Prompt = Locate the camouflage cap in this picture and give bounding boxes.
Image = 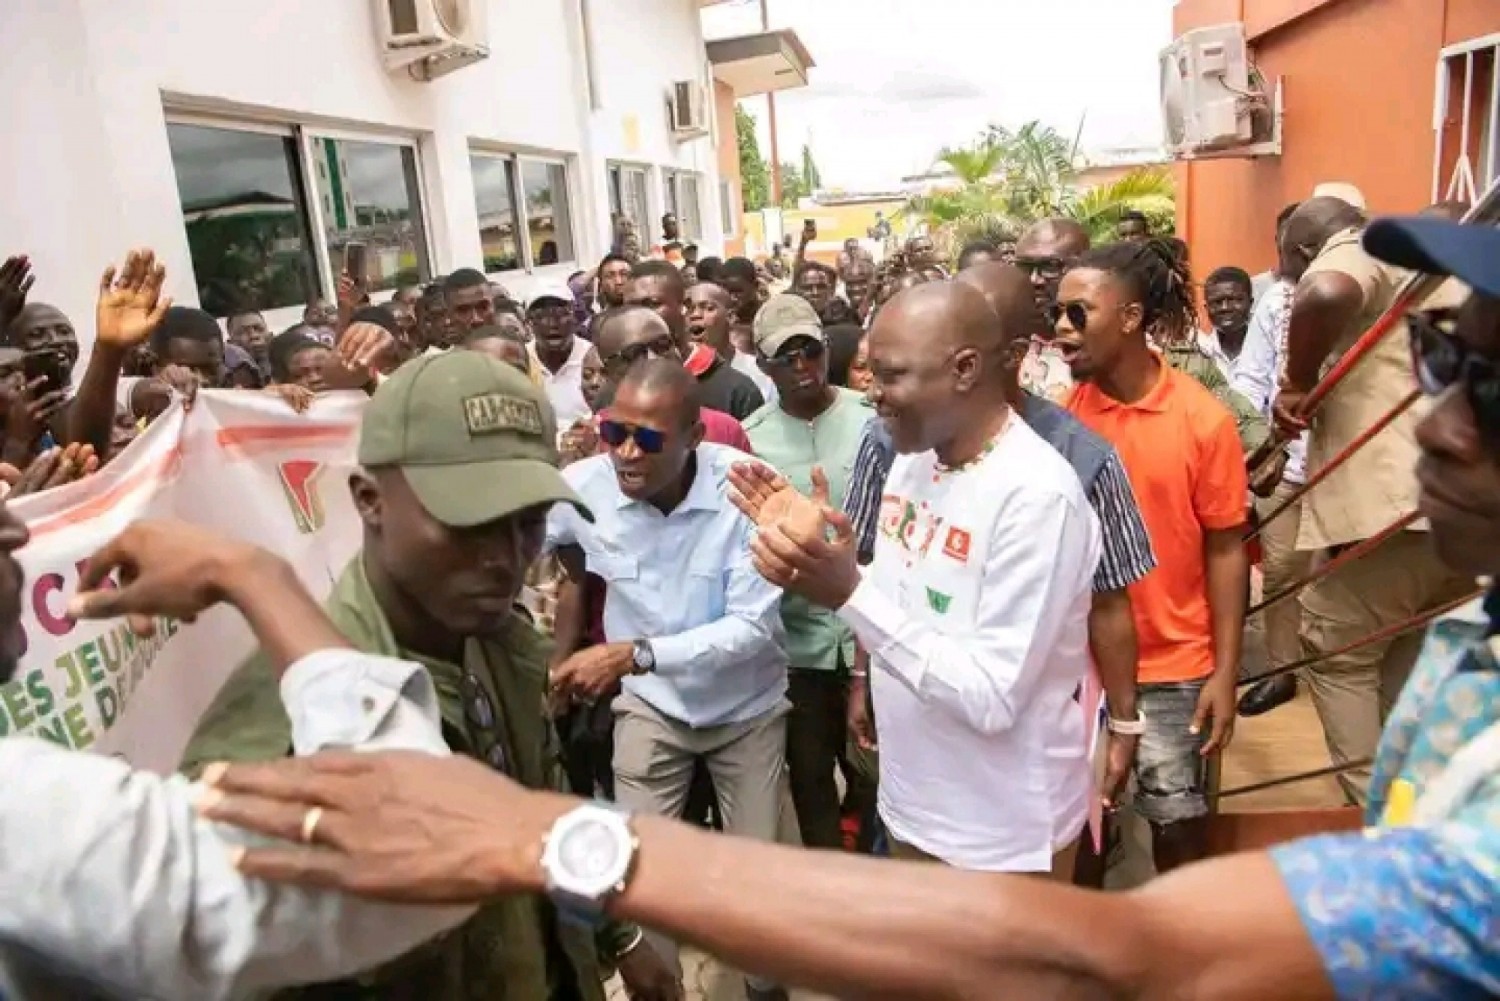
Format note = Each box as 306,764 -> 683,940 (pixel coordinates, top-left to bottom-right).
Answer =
358,351 -> 591,526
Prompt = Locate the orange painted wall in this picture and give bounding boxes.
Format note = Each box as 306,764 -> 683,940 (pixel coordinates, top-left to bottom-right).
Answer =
714,81 -> 746,258
1175,0 -> 1499,278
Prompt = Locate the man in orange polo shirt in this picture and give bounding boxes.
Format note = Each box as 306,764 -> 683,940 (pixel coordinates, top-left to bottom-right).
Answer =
1057,240 -> 1250,872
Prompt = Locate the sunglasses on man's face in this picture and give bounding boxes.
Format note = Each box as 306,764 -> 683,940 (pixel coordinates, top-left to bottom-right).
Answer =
1408,308 -> 1500,437
1014,256 -> 1068,280
762,339 -> 826,369
1047,301 -> 1089,335
599,419 -> 667,454
602,336 -> 676,373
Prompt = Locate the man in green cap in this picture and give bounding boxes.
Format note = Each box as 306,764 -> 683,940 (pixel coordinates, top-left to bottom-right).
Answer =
180,352 -> 680,1001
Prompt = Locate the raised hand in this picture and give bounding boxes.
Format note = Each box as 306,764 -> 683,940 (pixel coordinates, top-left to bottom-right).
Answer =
96,249 -> 172,350
0,256 -> 36,333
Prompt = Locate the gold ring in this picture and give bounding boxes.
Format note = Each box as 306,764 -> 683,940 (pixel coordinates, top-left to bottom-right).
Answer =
300,806 -> 324,845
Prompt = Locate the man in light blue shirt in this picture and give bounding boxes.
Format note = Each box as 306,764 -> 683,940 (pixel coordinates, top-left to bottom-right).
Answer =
547,358 -> 787,994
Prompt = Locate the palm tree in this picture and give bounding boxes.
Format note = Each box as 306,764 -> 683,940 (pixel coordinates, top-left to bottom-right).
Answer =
900,120 -> 1176,254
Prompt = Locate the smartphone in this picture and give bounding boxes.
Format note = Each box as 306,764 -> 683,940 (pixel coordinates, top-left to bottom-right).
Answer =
22,351 -> 67,396
802,218 -> 818,240
343,241 -> 369,281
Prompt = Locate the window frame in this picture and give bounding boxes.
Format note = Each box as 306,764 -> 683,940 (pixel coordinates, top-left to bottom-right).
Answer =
300,126 -> 435,298
607,160 -> 655,251
719,177 -> 738,238
163,110 -> 436,323
470,146 -> 580,277
661,168 -> 704,243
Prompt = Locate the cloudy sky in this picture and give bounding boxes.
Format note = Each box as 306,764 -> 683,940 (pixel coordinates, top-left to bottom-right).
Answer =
701,0 -> 1176,191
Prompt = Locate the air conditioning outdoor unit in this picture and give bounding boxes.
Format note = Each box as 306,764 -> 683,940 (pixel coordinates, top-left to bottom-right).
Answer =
669,81 -> 710,139
377,0 -> 490,82
1160,23 -> 1280,160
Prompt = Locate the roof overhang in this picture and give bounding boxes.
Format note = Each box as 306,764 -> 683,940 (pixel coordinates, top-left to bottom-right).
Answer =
707,29 -> 814,96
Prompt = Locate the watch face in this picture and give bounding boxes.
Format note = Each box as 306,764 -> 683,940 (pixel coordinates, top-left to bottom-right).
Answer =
558,818 -> 626,883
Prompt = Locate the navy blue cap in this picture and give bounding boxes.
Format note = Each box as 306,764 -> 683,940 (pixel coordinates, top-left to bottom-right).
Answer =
1363,216 -> 1500,297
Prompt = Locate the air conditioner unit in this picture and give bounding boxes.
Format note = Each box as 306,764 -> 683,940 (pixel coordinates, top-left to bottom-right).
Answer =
377,0 -> 490,82
669,81 -> 710,139
1160,23 -> 1279,159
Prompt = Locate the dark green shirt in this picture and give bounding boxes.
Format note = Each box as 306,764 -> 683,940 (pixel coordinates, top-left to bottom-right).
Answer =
181,556 -> 631,1001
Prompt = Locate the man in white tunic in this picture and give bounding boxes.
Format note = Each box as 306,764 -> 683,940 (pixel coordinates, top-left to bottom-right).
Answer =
730,281 -> 1101,876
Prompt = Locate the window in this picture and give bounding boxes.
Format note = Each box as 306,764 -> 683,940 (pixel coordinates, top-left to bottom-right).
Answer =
719,178 -> 738,236
662,170 -> 704,242
470,152 -> 577,272
521,160 -> 575,267
471,154 -> 522,272
1434,39 -> 1500,202
309,136 -> 430,293
166,118 -> 434,316
166,123 -> 320,317
608,162 -> 651,251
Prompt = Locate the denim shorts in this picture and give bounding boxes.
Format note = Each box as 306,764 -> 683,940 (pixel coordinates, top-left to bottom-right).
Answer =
1134,680 -> 1210,824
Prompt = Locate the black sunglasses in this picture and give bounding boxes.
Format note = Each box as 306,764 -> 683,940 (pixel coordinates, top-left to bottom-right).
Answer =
602,337 -> 676,372
761,339 -> 826,368
1015,256 -> 1068,280
1408,308 -> 1500,436
599,419 -> 667,454
1047,301 -> 1089,334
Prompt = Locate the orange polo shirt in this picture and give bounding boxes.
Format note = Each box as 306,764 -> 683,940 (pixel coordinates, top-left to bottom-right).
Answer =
1068,362 -> 1248,684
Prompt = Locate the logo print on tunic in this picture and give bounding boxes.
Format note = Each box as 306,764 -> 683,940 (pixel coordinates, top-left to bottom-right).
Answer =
926,587 -> 952,614
942,527 -> 972,564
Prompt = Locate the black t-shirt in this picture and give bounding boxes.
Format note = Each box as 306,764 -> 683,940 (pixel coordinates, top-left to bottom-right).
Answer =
696,355 -> 765,422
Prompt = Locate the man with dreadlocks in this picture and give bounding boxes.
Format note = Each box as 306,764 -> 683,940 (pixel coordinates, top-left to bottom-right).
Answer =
1054,238 -> 1251,874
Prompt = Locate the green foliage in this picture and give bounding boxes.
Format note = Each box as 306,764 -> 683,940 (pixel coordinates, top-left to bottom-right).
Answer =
901,119 -> 1177,257
736,105 -> 769,212
778,160 -> 809,207
800,143 -> 822,193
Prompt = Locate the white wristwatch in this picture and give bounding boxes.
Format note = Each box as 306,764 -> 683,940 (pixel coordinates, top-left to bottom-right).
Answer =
541,802 -> 639,919
1106,710 -> 1147,736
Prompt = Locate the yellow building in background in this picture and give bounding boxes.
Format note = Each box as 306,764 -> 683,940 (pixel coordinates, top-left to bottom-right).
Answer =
740,196 -> 907,266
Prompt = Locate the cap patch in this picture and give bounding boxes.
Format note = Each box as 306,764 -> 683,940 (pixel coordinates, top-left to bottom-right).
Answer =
463,393 -> 544,437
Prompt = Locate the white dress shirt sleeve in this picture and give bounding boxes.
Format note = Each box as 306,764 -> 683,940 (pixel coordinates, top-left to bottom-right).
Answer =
0,648 -> 472,1000
836,493 -> 1098,735
1231,292 -> 1283,415
650,520 -> 784,676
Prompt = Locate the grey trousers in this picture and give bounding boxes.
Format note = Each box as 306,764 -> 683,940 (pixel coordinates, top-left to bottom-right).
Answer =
612,692 -> 791,987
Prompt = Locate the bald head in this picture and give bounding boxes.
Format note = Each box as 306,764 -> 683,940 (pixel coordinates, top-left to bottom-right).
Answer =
956,262 -> 1049,344
1283,196 -> 1367,253
616,356 -> 701,430
594,304 -> 673,360
1015,218 -> 1091,260
877,281 -> 1005,363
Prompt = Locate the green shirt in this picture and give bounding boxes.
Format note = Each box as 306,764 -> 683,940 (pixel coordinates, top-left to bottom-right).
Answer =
743,387 -> 870,671
180,555 -> 629,1001
1161,341 -> 1272,456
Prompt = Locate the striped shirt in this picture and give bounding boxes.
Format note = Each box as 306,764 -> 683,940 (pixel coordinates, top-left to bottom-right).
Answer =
844,395 -> 1156,592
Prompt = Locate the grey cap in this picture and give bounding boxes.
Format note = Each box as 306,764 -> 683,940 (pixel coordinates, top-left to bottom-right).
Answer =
752,294 -> 824,357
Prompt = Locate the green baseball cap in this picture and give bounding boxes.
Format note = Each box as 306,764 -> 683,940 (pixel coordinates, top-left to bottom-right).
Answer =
358,351 -> 591,526
753,293 -> 824,357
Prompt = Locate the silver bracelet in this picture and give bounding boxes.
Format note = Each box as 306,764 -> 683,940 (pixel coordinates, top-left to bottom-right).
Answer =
1106,710 -> 1147,736
614,927 -> 645,959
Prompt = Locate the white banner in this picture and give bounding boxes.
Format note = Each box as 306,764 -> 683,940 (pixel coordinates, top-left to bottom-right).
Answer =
0,390 -> 365,773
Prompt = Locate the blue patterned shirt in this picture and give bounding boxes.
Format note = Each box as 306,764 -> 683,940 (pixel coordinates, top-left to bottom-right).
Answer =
1271,590 -> 1500,999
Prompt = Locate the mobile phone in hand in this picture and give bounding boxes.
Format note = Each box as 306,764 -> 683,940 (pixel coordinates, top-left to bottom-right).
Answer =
22,351 -> 66,396
802,219 -> 817,240
344,241 -> 369,281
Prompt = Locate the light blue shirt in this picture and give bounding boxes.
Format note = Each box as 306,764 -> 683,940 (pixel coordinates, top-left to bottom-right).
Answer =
0,649 -> 469,1000
1232,276 -> 1307,483
546,443 -> 787,728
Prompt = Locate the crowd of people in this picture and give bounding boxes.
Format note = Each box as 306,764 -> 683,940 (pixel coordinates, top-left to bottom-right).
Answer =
0,184 -> 1493,1000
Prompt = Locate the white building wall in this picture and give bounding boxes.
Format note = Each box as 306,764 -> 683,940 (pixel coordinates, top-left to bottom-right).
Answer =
0,0 -> 720,344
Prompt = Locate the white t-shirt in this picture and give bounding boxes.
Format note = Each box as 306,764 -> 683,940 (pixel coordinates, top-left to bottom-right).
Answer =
837,415 -> 1100,871
531,338 -> 593,430
732,350 -> 776,404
